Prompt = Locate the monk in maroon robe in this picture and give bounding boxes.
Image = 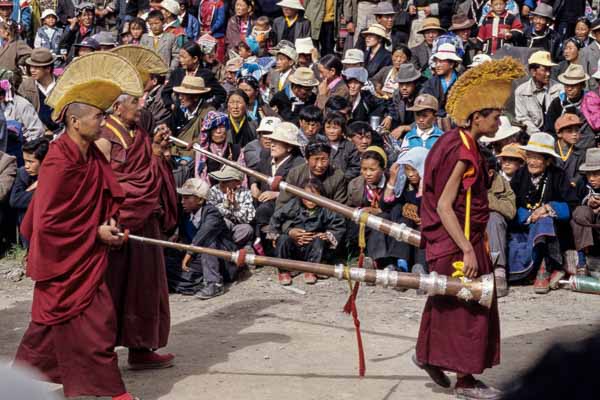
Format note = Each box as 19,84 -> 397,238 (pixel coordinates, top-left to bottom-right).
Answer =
415,119 -> 502,399
14,103 -> 136,399
96,95 -> 178,369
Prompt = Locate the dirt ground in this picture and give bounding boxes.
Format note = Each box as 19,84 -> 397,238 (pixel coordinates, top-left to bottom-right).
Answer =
1,260 -> 599,400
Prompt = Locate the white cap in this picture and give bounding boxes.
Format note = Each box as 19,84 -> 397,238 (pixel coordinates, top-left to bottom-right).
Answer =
257,116 -> 282,133
176,178 -> 210,199
468,54 -> 492,68
295,37 -> 314,54
41,9 -> 58,20
342,49 -> 364,64
160,0 -> 181,16
433,43 -> 462,62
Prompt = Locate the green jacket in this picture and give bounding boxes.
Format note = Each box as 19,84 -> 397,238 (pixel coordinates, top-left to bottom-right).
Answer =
304,0 -> 341,40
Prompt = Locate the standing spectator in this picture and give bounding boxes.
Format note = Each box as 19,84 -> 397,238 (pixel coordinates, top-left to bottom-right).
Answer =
523,4 -> 562,62
515,51 -> 563,135
410,17 -> 444,73
0,20 -> 31,71
0,0 -> 31,37
448,14 -> 478,68
342,67 -> 386,124
160,0 -> 187,47
34,10 -> 63,57
270,67 -> 318,124
579,19 -> 600,90
179,0 -> 200,41
316,54 -> 349,110
420,43 -> 461,117
59,3 -> 100,61
127,17 -> 147,45
198,0 -> 226,61
226,0 -> 254,52
303,0 -> 336,56
141,9 -> 180,69
93,0 -> 117,32
268,45 -> 296,95
272,0 -> 310,44
344,0 -> 377,45
354,2 -> 406,52
545,63 -> 588,135
543,0 -> 587,40
477,0 -> 523,56
362,23 -> 392,78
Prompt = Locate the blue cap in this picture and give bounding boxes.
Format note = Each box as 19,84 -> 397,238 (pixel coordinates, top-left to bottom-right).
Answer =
342,67 -> 368,84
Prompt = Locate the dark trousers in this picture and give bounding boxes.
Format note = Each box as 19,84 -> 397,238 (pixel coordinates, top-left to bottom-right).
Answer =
571,205 -> 600,256
319,22 -> 335,56
276,235 -> 325,272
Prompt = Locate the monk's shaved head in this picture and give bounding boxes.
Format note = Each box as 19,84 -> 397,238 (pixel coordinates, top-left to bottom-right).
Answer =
65,103 -> 99,127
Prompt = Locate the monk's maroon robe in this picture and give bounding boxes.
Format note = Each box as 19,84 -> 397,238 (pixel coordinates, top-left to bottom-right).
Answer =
100,115 -> 177,349
15,133 -> 126,397
416,128 -> 500,375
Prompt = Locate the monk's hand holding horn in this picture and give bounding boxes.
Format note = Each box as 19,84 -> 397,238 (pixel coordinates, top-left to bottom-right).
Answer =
98,218 -> 123,247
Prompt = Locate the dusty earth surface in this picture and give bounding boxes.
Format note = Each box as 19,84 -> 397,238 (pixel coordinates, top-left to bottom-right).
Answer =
0,259 -> 599,400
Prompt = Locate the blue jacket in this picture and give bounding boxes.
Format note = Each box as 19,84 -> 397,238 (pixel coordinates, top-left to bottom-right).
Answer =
198,0 -> 226,38
11,1 -> 31,34
182,12 -> 200,41
402,125 -> 444,150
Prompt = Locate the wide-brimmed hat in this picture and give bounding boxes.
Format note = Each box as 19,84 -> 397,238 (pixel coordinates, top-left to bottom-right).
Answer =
295,37 -> 314,54
558,64 -> 589,85
160,0 -> 181,15
269,40 -> 294,56
407,94 -> 438,112
468,54 -> 492,68
257,116 -> 281,133
277,45 -> 298,63
449,14 -> 475,31
580,148 -> 600,172
25,48 -> 55,67
74,37 -> 100,50
276,0 -> 304,10
342,49 -> 364,64
480,116 -> 520,143
520,132 -> 560,158
362,23 -> 391,45
417,17 -> 445,34
528,50 -> 557,67
555,113 -> 583,132
498,143 -> 526,161
374,1 -> 395,15
41,9 -> 57,20
432,43 -> 462,62
592,19 -> 600,32
342,67 -> 368,84
173,75 -> 211,94
177,178 -> 210,198
395,63 -> 421,83
267,121 -> 300,146
209,165 -> 245,181
530,3 -> 554,20
288,67 -> 319,86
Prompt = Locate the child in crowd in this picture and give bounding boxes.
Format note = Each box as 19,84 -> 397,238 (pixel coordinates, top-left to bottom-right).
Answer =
396,94 -> 444,150
128,17 -> 147,45
323,112 -> 361,180
9,138 -> 49,246
269,45 -> 296,95
297,105 -> 325,150
141,10 -> 179,69
497,143 -> 526,182
554,113 -> 585,186
271,178 -> 345,285
477,0 -> 524,55
346,122 -> 374,154
34,9 -> 63,56
251,16 -> 273,56
236,36 -> 259,61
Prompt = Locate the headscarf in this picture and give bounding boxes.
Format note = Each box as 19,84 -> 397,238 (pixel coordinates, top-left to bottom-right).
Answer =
394,147 -> 429,198
200,111 -> 229,146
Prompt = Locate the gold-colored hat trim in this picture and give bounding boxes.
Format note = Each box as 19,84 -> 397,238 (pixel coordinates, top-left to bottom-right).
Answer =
111,45 -> 168,84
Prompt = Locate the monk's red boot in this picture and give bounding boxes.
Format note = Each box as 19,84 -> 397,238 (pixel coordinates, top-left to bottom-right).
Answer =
128,349 -> 175,370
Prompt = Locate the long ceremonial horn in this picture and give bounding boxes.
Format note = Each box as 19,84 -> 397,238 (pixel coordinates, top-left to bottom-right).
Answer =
169,136 -> 421,247
118,231 -> 495,308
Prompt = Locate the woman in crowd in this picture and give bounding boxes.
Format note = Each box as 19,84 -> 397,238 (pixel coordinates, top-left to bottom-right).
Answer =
226,89 -> 257,147
316,54 -> 349,109
362,23 -> 392,78
237,75 -> 275,124
226,0 -> 255,52
574,17 -> 593,47
128,18 -> 147,45
0,20 -> 31,72
372,44 -> 411,99
552,38 -> 584,80
198,0 -> 227,62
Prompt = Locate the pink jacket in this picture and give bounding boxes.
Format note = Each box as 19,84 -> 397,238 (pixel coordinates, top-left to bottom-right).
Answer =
582,89 -> 600,131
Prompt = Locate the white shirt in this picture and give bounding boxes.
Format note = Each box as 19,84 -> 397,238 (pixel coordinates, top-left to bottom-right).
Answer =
279,69 -> 292,89
401,126 -> 434,149
36,77 -> 56,97
271,155 -> 291,176
190,207 -> 203,228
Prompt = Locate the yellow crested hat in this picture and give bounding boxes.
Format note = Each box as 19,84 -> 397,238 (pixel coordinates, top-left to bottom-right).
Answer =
47,51 -> 144,121
111,45 -> 168,84
446,57 -> 526,127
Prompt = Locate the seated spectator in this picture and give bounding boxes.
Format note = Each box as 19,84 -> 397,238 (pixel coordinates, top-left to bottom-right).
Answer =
480,115 -> 522,155
523,4 -> 561,62
410,17 -> 444,74
551,37 -> 584,80
297,105 -> 325,149
207,165 -> 255,248
571,148 -> 600,276
170,178 -> 239,299
143,73 -> 172,126
178,0 -> 200,42
477,0 -> 520,25
195,111 -> 245,182
0,20 -> 31,72
509,132 -> 578,293
243,115 -> 278,169
545,64 -> 589,135
22,49 -> 59,134
342,67 -> 386,125
269,67 -> 318,124
342,48 -> 365,69
0,148 -> 15,255
362,23 -> 392,78
323,111 -> 360,180
226,0 -> 255,53
347,146 -> 403,269
372,45 -> 411,100
237,75 -> 276,124
392,94 -> 443,151
316,54 -> 349,110
323,95 -> 351,119
477,0 -> 523,56
574,16 -> 593,47
554,113 -> 585,186
0,80 -> 45,141
252,121 -> 304,254
483,147 -> 516,297
59,3 -> 100,61
386,63 -> 422,132
9,138 -> 48,242
420,43 -> 461,117
268,45 -> 296,95
515,51 -> 563,135
226,89 -> 257,147
171,75 -> 215,144
580,19 -> 600,90
272,0 -> 310,45
34,9 -> 63,57
222,58 -> 242,94
497,143 -> 526,182
140,10 -> 180,70
581,60 -> 600,139
198,0 -> 226,62
295,37 -> 316,69
236,36 -> 260,62
346,121 -> 374,154
449,14 -> 477,68
389,146 -> 428,274
72,36 -> 100,57
276,140 -> 348,208
271,178 -> 345,285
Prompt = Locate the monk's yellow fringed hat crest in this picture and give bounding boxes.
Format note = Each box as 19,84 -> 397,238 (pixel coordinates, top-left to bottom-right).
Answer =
46,51 -> 144,121
111,45 -> 169,84
446,57 -> 526,127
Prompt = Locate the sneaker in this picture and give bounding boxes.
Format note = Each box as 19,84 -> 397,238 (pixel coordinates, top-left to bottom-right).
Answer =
195,283 -> 224,300
533,263 -> 550,294
455,380 -> 502,400
128,349 -> 175,370
494,268 -> 508,298
278,272 -> 292,286
304,272 -> 317,284
549,270 -> 566,290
